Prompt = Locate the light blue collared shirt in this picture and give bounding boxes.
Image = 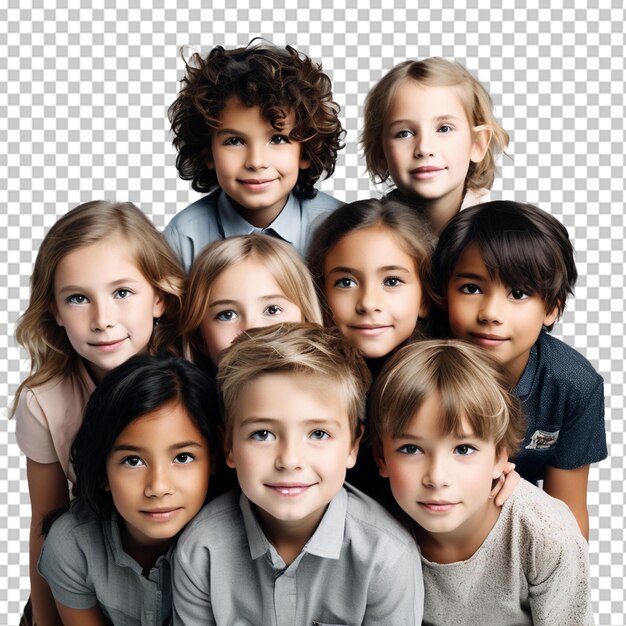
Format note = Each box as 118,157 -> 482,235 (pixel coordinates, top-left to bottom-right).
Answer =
164,188 -> 342,272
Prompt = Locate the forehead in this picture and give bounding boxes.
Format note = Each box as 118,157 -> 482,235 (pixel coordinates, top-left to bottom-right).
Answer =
387,80 -> 471,123
218,97 -> 296,128
233,371 -> 350,426
210,256 -> 286,299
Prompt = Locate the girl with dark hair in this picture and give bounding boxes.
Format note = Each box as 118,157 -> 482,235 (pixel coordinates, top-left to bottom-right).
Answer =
37,354 -> 218,625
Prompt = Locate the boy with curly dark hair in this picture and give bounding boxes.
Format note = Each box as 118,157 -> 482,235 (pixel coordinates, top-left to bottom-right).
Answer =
165,40 -> 345,272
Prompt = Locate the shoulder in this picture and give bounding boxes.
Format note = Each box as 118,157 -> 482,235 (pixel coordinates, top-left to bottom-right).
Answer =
535,332 -> 603,388
502,480 -> 583,551
165,189 -> 221,233
344,484 -> 417,552
301,190 -> 343,215
176,491 -> 244,551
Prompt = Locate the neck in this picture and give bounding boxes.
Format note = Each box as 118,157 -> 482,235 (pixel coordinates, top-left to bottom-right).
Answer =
119,520 -> 172,574
425,188 -> 466,235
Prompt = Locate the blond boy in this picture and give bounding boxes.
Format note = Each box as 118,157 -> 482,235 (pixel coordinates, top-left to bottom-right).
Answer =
172,323 -> 423,625
371,339 -> 592,625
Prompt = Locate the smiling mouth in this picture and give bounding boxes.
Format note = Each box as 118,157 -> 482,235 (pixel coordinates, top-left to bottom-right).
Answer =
410,166 -> 445,179
238,178 -> 276,191
419,501 -> 458,513
469,333 -> 508,347
88,337 -> 128,351
140,507 -> 183,521
349,324 -> 392,336
266,484 -> 313,496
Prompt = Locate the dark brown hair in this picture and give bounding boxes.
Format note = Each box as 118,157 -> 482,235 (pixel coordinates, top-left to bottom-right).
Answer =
169,39 -> 344,198
429,201 -> 577,331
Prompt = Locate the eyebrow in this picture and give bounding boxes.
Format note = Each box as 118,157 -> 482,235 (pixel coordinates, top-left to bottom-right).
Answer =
57,278 -> 142,294
451,271 -> 486,281
326,265 -> 412,275
111,441 -> 204,453
239,417 -> 343,429
392,430 -> 475,440
214,127 -> 247,137
208,294 -> 290,308
387,114 -> 464,127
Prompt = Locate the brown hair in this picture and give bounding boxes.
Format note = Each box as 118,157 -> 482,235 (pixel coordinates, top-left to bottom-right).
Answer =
307,197 -> 434,329
13,201 -> 185,409
361,57 -> 509,191
181,234 -> 323,363
169,39 -> 344,198
369,339 -> 525,456
218,323 -> 371,445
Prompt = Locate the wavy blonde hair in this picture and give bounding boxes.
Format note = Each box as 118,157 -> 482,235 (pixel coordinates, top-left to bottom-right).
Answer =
361,57 -> 509,191
181,234 -> 323,363
12,201 -> 185,410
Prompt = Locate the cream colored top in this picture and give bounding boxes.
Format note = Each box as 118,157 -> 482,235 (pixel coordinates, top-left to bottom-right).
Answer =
460,187 -> 491,210
15,360 -> 95,483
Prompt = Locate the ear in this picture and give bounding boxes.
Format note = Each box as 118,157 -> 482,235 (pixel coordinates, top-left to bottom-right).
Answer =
206,159 -> 215,170
470,124 -> 492,164
152,290 -> 166,318
492,448 -> 509,480
346,423 -> 364,469
224,440 -> 236,469
418,297 -> 429,320
299,156 -> 311,170
543,305 -> 559,328
372,439 -> 389,478
104,478 -> 110,492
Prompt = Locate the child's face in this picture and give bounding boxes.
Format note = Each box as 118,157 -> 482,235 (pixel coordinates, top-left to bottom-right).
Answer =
381,81 -> 488,210
323,225 -> 427,358
209,98 -> 310,228
105,401 -> 211,551
200,256 -> 304,364
225,372 -> 359,541
446,245 -> 558,383
52,236 -> 165,382
378,392 -> 507,540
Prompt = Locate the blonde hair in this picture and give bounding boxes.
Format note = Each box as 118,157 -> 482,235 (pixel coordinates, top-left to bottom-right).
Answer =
181,234 -> 323,361
13,201 -> 185,409
307,198 -> 434,329
361,57 -> 509,191
218,323 -> 371,445
369,339 -> 525,456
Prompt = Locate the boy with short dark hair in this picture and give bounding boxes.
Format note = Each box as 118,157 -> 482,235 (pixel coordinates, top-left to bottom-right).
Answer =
429,200 -> 607,538
172,323 -> 424,625
165,40 -> 344,272
371,339 -> 593,625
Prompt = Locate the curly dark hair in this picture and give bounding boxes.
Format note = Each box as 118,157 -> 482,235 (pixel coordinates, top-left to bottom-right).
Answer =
169,40 -> 345,199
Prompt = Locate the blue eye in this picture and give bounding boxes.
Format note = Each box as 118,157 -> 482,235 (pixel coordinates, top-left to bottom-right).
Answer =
215,310 -> 238,322
250,430 -> 276,441
114,288 -> 132,299
438,124 -> 454,133
394,129 -> 414,139
270,134 -> 290,144
454,444 -> 476,456
333,277 -> 357,289
398,444 -> 421,455
383,276 -> 403,287
310,430 -> 330,440
66,294 -> 88,305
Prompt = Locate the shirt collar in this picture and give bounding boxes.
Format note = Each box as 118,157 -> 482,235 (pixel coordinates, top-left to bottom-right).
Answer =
239,488 -> 347,564
216,191 -> 300,245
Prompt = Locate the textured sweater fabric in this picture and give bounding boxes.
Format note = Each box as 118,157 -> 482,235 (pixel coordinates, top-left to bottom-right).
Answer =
421,480 -> 593,626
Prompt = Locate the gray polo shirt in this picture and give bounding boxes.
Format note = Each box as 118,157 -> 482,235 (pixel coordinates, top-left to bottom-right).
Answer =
164,187 -> 342,272
172,484 -> 424,625
38,505 -> 173,625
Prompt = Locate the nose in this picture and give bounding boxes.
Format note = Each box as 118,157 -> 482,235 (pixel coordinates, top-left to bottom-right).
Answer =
275,436 -> 304,471
145,463 -> 175,498
355,283 -> 382,314
477,293 -> 504,325
413,130 -> 434,158
245,142 -> 269,170
422,453 -> 450,488
90,299 -> 115,331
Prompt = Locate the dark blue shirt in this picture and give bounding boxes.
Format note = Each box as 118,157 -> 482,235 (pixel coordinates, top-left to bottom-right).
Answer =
512,330 -> 607,484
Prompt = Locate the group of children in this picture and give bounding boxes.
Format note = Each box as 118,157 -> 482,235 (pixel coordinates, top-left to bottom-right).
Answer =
12,39 -> 604,625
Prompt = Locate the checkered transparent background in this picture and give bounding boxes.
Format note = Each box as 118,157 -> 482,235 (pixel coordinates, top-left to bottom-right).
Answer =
1,1 -> 624,623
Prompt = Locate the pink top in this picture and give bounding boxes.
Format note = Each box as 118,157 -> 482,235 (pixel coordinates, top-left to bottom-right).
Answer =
15,360 -> 95,483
